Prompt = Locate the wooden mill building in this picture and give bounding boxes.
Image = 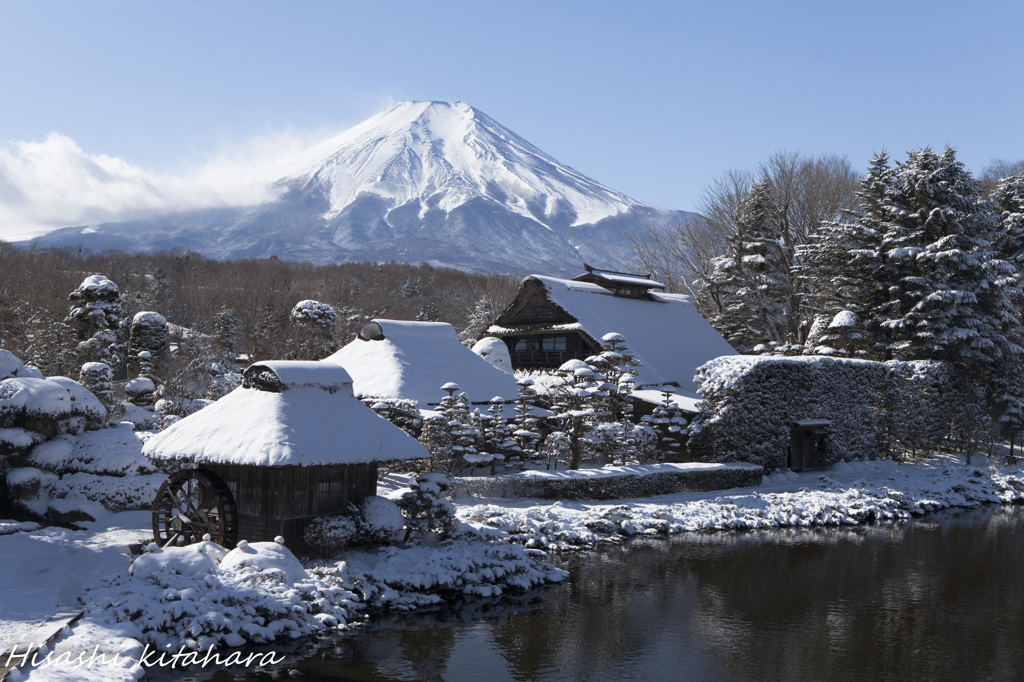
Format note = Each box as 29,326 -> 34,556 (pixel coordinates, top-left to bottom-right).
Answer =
142,360 -> 427,550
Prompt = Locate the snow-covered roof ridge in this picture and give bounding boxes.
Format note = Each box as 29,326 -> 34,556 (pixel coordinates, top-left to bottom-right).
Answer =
360,319 -> 458,342
327,319 -> 519,405
574,265 -> 665,290
243,360 -> 353,394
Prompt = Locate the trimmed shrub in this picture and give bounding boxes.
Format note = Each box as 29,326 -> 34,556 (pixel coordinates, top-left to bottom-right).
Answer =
687,355 -> 952,470
396,473 -> 456,539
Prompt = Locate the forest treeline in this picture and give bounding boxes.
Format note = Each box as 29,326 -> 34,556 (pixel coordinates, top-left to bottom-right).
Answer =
0,244 -> 519,373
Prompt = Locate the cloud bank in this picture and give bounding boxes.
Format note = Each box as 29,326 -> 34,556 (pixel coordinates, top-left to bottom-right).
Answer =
0,132 -> 318,241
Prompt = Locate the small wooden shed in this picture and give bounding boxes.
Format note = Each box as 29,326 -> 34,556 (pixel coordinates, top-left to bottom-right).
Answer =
142,360 -> 428,552
789,419 -> 831,471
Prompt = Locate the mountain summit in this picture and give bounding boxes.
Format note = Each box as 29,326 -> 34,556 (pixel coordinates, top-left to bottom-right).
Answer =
26,101 -> 694,275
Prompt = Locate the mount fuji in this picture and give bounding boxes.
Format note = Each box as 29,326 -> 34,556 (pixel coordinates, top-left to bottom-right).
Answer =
25,101 -> 695,276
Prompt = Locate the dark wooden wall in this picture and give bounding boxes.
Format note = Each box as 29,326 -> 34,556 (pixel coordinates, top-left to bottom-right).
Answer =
205,461 -> 378,551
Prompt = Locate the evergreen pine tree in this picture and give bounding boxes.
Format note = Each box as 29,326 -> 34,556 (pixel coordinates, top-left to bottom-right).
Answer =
484,397 -> 518,473
512,378 -> 541,462
547,360 -> 603,469
878,148 -> 1021,384
213,306 -> 244,356
289,300 -> 338,360
706,179 -> 792,350
798,152 -> 894,356
640,387 -> 688,462
991,173 -> 1024,267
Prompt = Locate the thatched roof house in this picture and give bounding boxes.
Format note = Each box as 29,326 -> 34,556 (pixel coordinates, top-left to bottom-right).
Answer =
487,267 -> 737,399
325,319 -> 520,406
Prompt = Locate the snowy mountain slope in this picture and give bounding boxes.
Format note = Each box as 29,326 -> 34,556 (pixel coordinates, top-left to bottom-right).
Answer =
25,101 -> 696,275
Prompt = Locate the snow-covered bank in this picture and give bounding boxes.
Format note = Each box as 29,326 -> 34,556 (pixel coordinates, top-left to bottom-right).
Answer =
1,523 -> 565,681
5,454 -> 1024,680
457,456 -> 1024,550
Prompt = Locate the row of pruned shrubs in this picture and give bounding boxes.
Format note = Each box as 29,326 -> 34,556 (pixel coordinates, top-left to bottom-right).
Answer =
687,355 -> 956,470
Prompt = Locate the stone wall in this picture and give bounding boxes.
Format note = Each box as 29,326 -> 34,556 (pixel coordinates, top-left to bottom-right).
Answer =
453,463 -> 763,501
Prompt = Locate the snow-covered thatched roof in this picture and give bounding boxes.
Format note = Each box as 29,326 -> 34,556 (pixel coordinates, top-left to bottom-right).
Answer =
489,275 -> 737,397
325,320 -> 520,405
143,360 -> 427,467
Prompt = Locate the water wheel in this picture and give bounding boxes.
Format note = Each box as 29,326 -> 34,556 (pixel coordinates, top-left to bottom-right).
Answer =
152,468 -> 238,547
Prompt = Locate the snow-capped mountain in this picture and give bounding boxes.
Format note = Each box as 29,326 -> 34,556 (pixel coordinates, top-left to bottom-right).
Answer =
25,101 -> 695,275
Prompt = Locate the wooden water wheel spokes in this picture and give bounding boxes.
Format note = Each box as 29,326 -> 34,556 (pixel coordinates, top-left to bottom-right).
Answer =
152,468 -> 238,547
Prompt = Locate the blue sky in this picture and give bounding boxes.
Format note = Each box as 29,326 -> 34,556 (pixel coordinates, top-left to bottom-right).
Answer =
1,0 -> 1022,238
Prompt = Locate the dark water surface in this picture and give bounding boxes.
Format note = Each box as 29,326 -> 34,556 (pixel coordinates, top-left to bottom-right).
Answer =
174,505 -> 1024,681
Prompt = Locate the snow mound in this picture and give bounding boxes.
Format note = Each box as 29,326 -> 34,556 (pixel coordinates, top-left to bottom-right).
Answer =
96,539 -> 360,652
129,540 -> 228,579
471,337 -> 512,373
0,350 -> 44,380
219,541 -> 309,584
0,376 -> 105,422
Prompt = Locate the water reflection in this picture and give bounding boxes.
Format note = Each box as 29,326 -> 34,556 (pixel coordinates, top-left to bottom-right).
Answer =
159,505 -> 1024,681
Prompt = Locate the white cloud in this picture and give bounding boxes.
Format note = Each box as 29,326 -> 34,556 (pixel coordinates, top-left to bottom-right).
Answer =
0,130 -> 339,242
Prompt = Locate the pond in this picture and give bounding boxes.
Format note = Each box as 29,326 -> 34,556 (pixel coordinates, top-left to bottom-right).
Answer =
158,505 -> 1024,681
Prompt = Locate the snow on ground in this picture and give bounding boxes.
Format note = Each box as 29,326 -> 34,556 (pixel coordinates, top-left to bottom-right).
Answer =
455,455 -> 1024,550
3,453 -> 1024,680
0,512 -> 151,656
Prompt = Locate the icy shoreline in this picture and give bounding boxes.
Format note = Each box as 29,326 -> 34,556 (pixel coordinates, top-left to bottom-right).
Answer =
5,454 -> 1024,680
456,455 -> 1024,550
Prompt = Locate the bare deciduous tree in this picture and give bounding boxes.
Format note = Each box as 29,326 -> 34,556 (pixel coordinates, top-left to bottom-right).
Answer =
629,152 -> 858,349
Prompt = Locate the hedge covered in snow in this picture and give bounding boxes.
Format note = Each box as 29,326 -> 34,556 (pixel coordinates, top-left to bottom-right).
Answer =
687,355 -> 951,470
453,462 -> 763,501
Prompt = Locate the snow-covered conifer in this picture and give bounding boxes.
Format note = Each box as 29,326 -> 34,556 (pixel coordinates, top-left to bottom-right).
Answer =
460,297 -> 497,344
991,173 -> 1024,267
640,387 -> 688,462
449,393 -> 485,471
397,472 -> 456,540
546,360 -> 603,469
79,362 -> 115,414
66,275 -> 126,368
483,397 -> 518,473
289,300 -> 338,360
419,413 -> 456,475
512,378 -> 542,462
128,311 -> 168,377
705,179 -> 791,350
798,152 -> 893,354
213,306 -> 243,355
878,148 -> 1021,386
